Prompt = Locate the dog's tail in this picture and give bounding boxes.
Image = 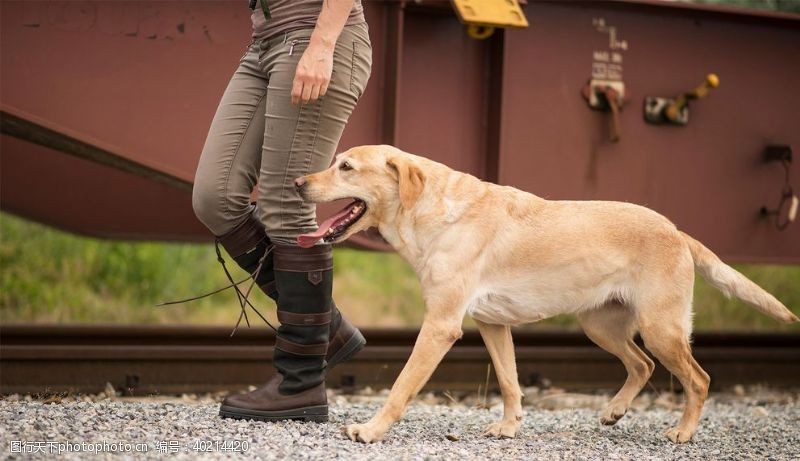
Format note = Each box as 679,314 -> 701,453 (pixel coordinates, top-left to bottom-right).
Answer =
680,231 -> 798,323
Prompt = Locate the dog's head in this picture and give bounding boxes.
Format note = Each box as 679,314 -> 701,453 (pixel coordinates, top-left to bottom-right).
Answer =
295,145 -> 425,247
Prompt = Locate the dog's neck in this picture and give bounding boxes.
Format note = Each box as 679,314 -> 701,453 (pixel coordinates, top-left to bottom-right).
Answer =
376,203 -> 419,263
376,171 -> 481,270
375,165 -> 550,278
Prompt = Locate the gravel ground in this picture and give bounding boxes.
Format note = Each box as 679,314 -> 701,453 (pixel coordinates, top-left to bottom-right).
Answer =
2,388 -> 799,460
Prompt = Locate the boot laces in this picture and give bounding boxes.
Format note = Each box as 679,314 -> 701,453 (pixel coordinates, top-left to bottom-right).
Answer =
157,240 -> 278,336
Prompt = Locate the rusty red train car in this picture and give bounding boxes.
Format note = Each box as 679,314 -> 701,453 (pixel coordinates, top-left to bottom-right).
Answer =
1,0 -> 798,262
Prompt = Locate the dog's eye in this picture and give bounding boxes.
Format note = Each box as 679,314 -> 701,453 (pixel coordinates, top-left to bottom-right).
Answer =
339,161 -> 353,171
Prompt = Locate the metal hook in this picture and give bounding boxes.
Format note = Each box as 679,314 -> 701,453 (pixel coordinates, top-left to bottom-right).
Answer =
760,146 -> 797,231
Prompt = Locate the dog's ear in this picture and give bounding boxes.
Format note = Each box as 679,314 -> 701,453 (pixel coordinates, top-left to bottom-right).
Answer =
387,156 -> 425,209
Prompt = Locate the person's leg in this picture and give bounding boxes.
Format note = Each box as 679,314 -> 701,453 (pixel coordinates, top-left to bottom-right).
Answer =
191,43 -> 282,304
260,23 -> 372,390
219,24 -> 372,421
192,42 -> 266,237
257,24 -> 371,244
194,31 -> 369,366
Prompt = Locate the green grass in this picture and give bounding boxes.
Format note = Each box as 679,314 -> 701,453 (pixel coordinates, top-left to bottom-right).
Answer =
0,212 -> 797,331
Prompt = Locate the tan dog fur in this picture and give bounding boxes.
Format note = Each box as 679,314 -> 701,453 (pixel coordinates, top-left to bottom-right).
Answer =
297,145 -> 798,444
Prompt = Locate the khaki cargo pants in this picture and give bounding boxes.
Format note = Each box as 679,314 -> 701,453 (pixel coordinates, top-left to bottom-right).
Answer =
192,23 -> 372,244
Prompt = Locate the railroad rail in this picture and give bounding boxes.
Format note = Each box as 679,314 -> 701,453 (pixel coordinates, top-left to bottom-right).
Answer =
1,325 -> 798,395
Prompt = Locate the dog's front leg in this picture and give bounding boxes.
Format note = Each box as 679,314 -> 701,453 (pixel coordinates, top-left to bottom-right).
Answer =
345,308 -> 464,443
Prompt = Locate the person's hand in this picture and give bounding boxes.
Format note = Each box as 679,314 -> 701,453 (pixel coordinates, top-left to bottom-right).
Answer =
292,42 -> 334,105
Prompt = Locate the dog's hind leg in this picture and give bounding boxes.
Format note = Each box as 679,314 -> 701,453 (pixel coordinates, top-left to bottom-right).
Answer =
578,302 -> 655,426
475,320 -> 523,438
637,296 -> 710,443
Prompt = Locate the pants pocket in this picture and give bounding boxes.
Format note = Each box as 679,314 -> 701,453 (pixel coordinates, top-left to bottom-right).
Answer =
349,40 -> 372,100
287,37 -> 311,57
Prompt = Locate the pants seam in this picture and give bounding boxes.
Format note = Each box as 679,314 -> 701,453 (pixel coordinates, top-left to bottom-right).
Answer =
221,89 -> 267,216
278,101 -> 324,235
350,41 -> 358,97
304,96 -> 326,178
279,104 -> 307,231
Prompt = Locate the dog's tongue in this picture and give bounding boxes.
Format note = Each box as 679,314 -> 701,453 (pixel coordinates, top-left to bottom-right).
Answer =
297,201 -> 358,248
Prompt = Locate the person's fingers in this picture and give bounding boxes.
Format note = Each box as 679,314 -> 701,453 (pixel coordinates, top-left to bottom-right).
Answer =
301,81 -> 314,104
291,76 -> 304,105
319,80 -> 330,98
309,83 -> 321,102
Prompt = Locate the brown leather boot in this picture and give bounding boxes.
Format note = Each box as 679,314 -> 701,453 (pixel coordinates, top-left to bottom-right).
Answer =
219,243 -> 342,422
216,210 -> 365,367
218,375 -> 327,422
326,309 -> 365,369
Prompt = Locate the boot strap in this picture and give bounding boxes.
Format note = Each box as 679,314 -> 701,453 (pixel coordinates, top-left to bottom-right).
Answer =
275,337 -> 328,356
277,310 -> 331,326
273,245 -> 333,272
273,257 -> 333,272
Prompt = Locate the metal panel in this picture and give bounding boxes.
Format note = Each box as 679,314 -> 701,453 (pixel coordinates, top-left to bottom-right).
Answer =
0,1 -> 248,183
0,134 -> 205,240
0,1 -> 388,245
1,1 -> 798,260
499,1 -> 800,263
396,7 -> 491,177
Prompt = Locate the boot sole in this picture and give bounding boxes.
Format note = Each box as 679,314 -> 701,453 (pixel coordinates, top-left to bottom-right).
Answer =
219,404 -> 328,423
327,328 -> 366,369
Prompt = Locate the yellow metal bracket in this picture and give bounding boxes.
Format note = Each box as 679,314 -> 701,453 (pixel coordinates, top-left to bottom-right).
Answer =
644,73 -> 720,125
451,0 -> 530,40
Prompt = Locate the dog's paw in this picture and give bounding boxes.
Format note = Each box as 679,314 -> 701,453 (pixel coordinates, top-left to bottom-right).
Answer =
600,403 -> 627,426
344,423 -> 385,443
483,420 -> 520,438
665,426 -> 695,444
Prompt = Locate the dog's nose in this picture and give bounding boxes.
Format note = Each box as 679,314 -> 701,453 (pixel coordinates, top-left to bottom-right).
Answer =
294,177 -> 307,191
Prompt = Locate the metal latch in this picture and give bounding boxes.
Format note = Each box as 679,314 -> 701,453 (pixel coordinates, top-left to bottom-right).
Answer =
644,73 -> 719,125
451,0 -> 529,40
582,79 -> 627,143
760,145 -> 797,231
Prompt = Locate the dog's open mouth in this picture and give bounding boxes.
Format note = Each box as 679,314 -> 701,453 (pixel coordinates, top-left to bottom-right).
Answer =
297,199 -> 367,248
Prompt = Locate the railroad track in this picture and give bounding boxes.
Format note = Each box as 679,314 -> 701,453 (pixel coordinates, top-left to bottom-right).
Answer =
1,325 -> 798,395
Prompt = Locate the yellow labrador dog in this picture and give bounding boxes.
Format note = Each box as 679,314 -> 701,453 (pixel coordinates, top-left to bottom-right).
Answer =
294,145 -> 797,444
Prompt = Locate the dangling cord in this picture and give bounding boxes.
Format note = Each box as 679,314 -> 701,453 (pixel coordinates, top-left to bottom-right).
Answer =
157,240 -> 278,336
229,243 -> 277,336
157,240 -> 251,328
155,275 -> 252,305
211,239 -> 278,336
215,239 -> 252,328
